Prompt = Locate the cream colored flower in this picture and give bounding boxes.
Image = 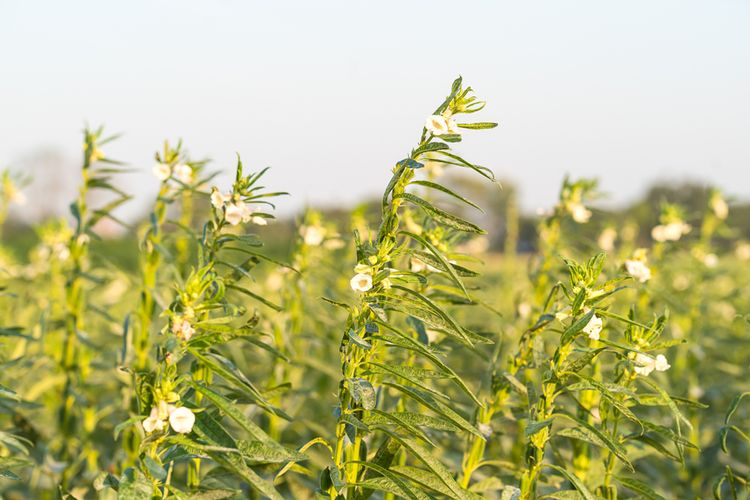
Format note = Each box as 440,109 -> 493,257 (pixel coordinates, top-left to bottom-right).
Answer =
425,115 -> 450,136
172,317 -> 195,342
300,225 -> 325,246
583,314 -> 602,341
703,253 -> 719,268
169,407 -> 196,434
210,188 -> 229,209
652,222 -> 691,242
624,259 -> 651,283
446,117 -> 460,135
251,216 -> 267,226
597,228 -> 617,252
153,163 -> 171,181
736,242 -> 750,261
173,164 -> 193,184
569,203 -> 592,224
350,273 -> 373,293
711,196 -> 729,220
224,202 -> 246,226
142,407 -> 166,434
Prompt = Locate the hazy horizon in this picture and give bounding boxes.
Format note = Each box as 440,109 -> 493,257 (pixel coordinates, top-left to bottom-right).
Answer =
2,1 -> 749,219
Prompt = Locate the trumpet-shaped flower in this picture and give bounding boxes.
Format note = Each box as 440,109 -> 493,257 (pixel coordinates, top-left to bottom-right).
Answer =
300,225 -> 325,246
153,163 -> 171,181
210,188 -> 230,209
583,313 -> 603,341
597,228 -> 617,252
350,273 -> 373,293
425,114 -> 460,136
224,201 -> 247,226
569,203 -> 592,224
169,407 -> 196,434
142,407 -> 166,433
173,164 -> 193,184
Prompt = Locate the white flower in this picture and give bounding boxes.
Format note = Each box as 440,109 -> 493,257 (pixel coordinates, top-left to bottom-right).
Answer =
583,314 -> 602,341
410,257 -> 427,273
652,222 -> 691,242
224,202 -> 246,226
251,216 -> 267,226
597,228 -> 617,252
173,164 -> 193,184
425,115 -> 450,136
633,352 -> 670,376
517,302 -> 532,319
569,203 -> 592,224
736,242 -> 750,261
142,407 -> 166,433
172,317 -> 195,342
210,188 -> 229,209
711,197 -> 729,220
153,163 -> 171,181
350,273 -> 373,292
703,253 -> 719,268
624,259 -> 652,283
300,225 -> 325,246
169,407 -> 196,434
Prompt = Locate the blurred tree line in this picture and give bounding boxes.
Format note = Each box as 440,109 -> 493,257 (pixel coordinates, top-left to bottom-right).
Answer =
3,176 -> 748,273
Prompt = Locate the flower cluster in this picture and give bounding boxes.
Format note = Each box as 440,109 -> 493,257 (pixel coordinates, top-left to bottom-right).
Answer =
142,401 -> 195,434
624,248 -> 652,283
652,204 -> 691,242
153,162 -> 194,184
211,188 -> 267,226
171,315 -> 195,342
631,352 -> 671,377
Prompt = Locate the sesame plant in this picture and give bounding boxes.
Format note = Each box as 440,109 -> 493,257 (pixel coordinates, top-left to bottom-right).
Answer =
0,79 -> 749,500
291,77 -> 500,499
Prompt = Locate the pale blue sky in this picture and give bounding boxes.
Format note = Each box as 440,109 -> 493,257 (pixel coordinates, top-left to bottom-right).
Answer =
2,1 -> 749,217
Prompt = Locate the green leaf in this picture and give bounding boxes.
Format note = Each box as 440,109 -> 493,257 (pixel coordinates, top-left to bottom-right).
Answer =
545,464 -> 596,500
401,230 -> 471,298
383,382 -> 483,439
456,122 -> 498,129
614,476 -> 666,500
410,180 -> 483,212
394,193 -> 485,234
554,413 -> 633,471
348,378 -> 377,410
383,433 -> 469,499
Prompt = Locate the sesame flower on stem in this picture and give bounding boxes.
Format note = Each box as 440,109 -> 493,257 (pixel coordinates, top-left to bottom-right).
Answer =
624,249 -> 652,283
142,407 -> 166,434
153,163 -> 171,181
350,273 -> 373,293
568,203 -> 592,224
224,201 -> 246,226
210,188 -> 230,209
171,316 -> 195,342
583,313 -> 603,341
632,352 -> 671,376
173,164 -> 193,184
169,407 -> 196,434
425,114 -> 461,137
300,225 -> 326,246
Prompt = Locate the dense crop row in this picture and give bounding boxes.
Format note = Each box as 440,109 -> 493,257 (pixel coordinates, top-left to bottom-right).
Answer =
0,79 -> 748,499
